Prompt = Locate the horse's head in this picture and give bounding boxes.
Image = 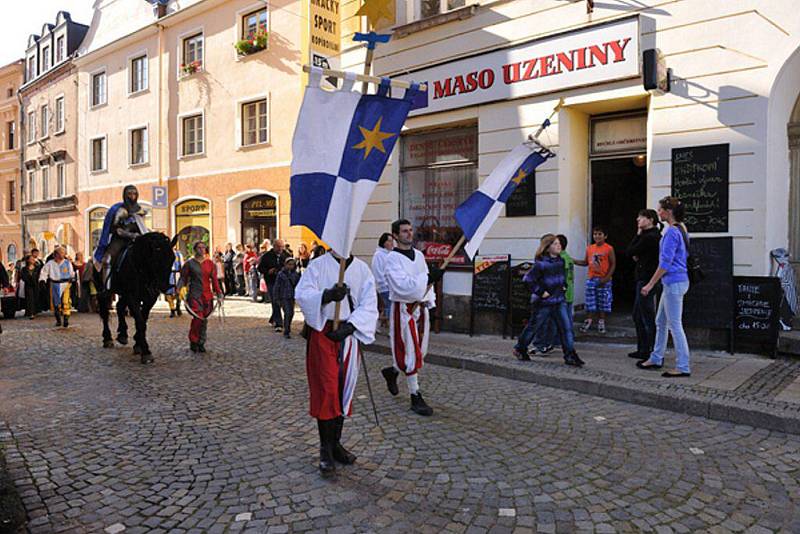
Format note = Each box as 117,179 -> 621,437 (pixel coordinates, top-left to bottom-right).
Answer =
132,232 -> 176,294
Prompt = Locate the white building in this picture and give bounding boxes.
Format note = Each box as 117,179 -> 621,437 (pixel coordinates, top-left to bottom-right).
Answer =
341,0 -> 800,334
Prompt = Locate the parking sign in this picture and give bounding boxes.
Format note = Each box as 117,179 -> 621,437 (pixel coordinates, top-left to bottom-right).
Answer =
152,186 -> 168,208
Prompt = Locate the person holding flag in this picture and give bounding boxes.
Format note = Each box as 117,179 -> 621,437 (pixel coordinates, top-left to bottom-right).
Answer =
290,66 -> 420,476
380,219 -> 442,416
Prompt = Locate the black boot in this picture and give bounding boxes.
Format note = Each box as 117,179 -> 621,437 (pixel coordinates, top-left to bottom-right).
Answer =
190,342 -> 199,353
317,419 -> 336,477
170,309 -> 175,318
564,351 -> 585,367
62,315 -> 69,328
332,416 -> 356,465
381,366 -> 399,396
410,392 -> 433,416
54,311 -> 62,327
198,343 -> 206,353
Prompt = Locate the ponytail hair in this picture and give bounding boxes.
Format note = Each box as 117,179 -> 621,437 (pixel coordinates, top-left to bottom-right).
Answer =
658,196 -> 685,223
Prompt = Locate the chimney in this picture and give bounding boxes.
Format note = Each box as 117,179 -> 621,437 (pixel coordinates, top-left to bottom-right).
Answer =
156,0 -> 167,18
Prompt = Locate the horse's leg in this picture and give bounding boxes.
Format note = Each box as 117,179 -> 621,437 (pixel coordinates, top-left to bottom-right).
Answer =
116,298 -> 129,345
99,293 -> 114,348
140,294 -> 159,357
129,299 -> 153,364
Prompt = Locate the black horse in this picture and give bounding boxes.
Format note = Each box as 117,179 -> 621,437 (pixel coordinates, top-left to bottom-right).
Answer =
94,232 -> 176,364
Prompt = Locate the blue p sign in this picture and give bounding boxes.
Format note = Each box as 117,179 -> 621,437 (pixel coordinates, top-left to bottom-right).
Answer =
152,186 -> 168,208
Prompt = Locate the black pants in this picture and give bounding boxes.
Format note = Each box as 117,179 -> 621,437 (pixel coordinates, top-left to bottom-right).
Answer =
281,299 -> 295,335
268,281 -> 281,326
632,280 -> 660,356
236,274 -> 245,295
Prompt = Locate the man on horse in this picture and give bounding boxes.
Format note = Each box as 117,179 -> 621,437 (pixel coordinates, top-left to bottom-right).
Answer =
92,185 -> 149,286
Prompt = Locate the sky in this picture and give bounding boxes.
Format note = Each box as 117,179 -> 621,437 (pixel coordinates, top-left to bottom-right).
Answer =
0,0 -> 95,67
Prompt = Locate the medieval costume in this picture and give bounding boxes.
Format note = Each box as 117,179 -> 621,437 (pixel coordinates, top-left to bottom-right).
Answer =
296,253 -> 378,477
165,250 -> 184,317
40,256 -> 75,327
382,247 -> 437,416
92,185 -> 149,285
178,250 -> 222,353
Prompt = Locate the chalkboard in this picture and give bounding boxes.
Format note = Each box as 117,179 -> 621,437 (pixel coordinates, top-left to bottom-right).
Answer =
733,276 -> 781,354
683,237 -> 733,329
671,144 -> 729,233
510,262 -> 534,336
506,171 -> 536,217
470,255 -> 511,337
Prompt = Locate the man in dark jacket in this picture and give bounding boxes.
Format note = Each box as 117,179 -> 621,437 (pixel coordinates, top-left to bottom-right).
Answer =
257,239 -> 290,330
626,209 -> 662,360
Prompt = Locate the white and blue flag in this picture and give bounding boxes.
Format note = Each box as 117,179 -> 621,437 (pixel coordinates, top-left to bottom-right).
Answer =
455,143 -> 555,259
290,69 -> 420,257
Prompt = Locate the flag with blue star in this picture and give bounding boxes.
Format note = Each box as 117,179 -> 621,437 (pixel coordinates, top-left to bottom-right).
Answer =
455,143 -> 555,259
290,69 -> 420,257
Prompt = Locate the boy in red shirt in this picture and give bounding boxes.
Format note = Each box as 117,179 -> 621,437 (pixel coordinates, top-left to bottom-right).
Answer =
575,226 -> 616,333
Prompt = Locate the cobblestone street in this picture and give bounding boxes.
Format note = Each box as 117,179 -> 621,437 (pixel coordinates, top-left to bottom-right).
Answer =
1,304 -> 800,533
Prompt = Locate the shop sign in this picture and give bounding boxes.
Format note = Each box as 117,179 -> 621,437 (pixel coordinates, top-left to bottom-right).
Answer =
310,0 -> 340,89
89,208 -> 107,221
399,16 -> 640,116
176,199 -> 210,216
591,114 -> 647,154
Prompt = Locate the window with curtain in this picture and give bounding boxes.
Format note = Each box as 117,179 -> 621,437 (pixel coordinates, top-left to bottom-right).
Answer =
130,127 -> 148,165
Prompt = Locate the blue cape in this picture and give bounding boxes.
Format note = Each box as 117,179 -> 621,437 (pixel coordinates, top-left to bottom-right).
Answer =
93,202 -> 124,264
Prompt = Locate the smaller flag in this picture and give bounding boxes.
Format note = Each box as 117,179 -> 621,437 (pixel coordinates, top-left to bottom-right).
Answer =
455,143 -> 554,259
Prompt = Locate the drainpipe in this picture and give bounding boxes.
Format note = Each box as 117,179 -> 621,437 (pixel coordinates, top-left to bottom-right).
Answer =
157,22 -> 163,187
16,89 -> 26,249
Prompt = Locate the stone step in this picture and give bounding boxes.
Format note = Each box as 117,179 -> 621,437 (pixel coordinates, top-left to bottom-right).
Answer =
779,330 -> 800,356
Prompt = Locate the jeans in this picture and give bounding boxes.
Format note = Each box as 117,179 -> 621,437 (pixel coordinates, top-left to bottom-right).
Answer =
648,281 -> 691,373
281,298 -> 295,335
633,280 -> 659,355
514,302 -> 575,355
539,302 -> 573,348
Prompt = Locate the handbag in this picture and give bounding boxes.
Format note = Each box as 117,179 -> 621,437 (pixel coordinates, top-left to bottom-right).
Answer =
259,277 -> 268,294
678,226 -> 705,285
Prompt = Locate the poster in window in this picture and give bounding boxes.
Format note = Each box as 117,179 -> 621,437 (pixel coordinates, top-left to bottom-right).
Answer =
401,128 -> 477,265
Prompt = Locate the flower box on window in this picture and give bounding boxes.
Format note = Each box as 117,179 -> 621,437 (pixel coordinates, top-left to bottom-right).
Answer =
180,60 -> 202,76
234,30 -> 268,57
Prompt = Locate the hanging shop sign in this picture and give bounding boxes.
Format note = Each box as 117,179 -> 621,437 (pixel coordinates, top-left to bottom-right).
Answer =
591,114 -> 647,155
310,0 -> 341,89
399,16 -> 640,116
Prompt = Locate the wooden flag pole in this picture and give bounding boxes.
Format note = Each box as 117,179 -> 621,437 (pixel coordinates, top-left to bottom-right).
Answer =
301,65 -> 427,92
332,256 -> 348,330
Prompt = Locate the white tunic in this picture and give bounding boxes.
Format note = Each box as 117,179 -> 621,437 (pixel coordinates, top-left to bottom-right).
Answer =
296,253 -> 378,345
370,247 -> 391,293
384,248 -> 435,307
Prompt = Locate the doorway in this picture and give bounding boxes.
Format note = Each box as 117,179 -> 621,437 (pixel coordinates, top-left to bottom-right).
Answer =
241,194 -> 277,246
590,156 -> 647,310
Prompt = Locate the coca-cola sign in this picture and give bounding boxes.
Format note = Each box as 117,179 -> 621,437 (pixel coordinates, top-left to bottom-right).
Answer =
422,242 -> 467,265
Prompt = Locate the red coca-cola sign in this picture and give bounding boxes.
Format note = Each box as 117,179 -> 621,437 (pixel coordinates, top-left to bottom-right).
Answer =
422,242 -> 467,265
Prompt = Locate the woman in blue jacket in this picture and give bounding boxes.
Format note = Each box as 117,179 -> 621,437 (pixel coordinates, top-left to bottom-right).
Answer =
636,196 -> 692,377
513,234 -> 584,367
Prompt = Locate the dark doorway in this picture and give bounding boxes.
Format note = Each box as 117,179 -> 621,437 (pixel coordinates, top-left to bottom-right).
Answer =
590,156 -> 647,310
241,195 -> 277,246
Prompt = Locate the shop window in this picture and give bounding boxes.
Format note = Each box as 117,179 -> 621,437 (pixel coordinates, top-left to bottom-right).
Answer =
88,207 -> 108,255
175,199 -> 211,258
7,243 -> 16,265
241,194 -> 277,245
400,127 -> 477,264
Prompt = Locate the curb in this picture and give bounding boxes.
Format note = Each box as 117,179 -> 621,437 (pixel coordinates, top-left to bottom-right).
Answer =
365,345 -> 800,436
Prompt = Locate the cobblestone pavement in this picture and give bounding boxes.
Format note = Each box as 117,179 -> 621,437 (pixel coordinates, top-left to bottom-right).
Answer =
1,306 -> 800,533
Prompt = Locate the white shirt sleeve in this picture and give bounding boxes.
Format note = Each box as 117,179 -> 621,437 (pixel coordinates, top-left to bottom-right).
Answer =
348,262 -> 378,345
295,260 -> 327,333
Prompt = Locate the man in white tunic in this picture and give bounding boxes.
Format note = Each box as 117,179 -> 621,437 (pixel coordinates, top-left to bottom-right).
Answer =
371,232 -> 394,328
296,252 -> 378,477
381,219 -> 443,416
39,246 -> 75,328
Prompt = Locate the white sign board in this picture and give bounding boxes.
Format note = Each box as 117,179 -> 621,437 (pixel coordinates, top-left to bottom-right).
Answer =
399,17 -> 640,116
591,114 -> 647,154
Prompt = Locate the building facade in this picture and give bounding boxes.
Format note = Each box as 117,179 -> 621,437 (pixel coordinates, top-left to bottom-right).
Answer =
0,60 -> 23,266
75,0 -> 305,258
339,0 -> 800,333
19,11 -> 89,257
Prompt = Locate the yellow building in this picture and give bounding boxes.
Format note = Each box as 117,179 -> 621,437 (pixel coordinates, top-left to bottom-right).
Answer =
0,60 -> 23,266
75,0 -> 306,258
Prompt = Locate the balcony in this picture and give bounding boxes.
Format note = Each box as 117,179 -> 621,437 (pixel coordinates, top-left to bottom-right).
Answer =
22,194 -> 78,215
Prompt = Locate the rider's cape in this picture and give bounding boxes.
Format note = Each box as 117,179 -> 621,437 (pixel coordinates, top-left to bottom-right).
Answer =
92,202 -> 149,264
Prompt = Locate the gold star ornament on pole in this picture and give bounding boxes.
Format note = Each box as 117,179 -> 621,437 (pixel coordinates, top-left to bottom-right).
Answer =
355,0 -> 396,31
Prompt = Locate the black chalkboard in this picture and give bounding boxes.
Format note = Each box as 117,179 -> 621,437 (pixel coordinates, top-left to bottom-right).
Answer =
671,144 -> 729,233
510,262 -> 534,337
506,171 -> 536,217
470,255 -> 510,337
733,276 -> 781,355
683,237 -> 733,329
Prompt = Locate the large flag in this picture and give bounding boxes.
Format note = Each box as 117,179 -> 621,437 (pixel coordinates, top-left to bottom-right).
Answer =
455,143 -> 555,259
291,70 -> 419,257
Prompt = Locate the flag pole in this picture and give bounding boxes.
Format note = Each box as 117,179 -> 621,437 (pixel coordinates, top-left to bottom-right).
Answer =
332,257 -> 347,330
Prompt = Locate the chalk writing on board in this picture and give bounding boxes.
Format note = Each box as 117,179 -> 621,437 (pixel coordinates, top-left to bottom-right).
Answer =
671,144 -> 729,232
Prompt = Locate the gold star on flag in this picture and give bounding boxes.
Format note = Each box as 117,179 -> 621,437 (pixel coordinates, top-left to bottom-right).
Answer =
355,0 -> 395,30
352,117 -> 396,159
511,167 -> 528,185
